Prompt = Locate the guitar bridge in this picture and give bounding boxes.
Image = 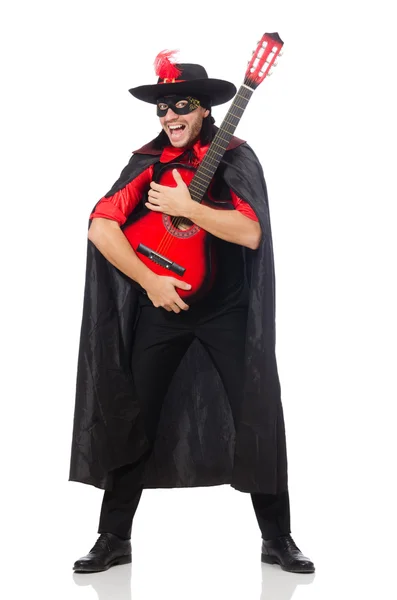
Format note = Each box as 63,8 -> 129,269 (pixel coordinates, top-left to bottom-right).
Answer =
137,243 -> 186,276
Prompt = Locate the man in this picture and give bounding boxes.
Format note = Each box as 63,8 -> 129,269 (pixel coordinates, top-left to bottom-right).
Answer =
70,51 -> 314,574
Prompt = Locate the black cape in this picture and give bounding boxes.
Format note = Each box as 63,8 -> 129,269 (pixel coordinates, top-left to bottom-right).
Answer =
69,137 -> 288,494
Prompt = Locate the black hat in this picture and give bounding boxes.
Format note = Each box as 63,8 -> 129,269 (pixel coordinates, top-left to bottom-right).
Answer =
129,62 -> 236,107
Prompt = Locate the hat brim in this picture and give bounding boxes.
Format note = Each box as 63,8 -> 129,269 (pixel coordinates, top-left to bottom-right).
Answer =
128,78 -> 236,107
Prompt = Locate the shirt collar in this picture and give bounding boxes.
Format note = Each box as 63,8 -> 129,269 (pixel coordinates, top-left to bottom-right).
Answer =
160,139 -> 210,163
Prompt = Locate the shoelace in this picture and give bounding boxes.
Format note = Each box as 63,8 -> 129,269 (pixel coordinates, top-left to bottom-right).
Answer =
90,534 -> 111,553
279,535 -> 302,554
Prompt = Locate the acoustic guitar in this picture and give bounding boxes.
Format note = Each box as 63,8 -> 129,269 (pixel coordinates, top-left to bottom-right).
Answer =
123,32 -> 283,301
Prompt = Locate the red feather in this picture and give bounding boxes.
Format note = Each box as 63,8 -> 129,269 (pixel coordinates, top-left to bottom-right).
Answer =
154,50 -> 182,80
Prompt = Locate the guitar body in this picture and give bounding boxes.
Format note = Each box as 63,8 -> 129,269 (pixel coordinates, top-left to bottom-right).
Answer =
123,163 -> 218,301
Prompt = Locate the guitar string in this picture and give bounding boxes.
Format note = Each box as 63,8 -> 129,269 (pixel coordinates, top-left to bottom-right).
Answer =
156,88 -> 252,254
166,87 -> 253,202
156,86 -> 253,258
156,88 -> 252,256
153,87 -> 247,251
155,85 -> 253,257
156,85 -> 253,255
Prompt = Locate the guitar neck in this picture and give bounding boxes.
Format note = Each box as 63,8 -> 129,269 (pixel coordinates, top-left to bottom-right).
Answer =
188,84 -> 254,203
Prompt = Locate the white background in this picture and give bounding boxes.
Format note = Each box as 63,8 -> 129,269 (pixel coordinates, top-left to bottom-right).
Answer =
1,1 -> 396,598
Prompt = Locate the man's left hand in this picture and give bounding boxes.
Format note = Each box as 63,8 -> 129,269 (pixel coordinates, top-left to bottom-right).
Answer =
146,169 -> 195,218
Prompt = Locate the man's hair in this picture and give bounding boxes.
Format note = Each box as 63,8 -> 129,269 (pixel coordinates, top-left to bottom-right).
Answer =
153,113 -> 216,149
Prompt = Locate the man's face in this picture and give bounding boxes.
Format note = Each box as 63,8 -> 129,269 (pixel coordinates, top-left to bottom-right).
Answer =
157,96 -> 210,148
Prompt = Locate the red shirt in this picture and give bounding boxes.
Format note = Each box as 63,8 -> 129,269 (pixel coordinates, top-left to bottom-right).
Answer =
90,140 -> 259,224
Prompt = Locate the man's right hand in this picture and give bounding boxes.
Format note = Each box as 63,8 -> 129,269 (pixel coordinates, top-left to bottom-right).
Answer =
142,273 -> 191,313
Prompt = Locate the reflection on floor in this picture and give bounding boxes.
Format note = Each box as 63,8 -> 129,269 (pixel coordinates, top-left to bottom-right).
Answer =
73,562 -> 316,600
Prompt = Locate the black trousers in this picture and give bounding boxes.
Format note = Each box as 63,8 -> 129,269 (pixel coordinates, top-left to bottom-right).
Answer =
98,300 -> 291,541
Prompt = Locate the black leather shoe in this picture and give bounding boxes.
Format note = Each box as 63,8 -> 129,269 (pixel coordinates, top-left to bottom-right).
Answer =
261,534 -> 315,573
73,533 -> 132,573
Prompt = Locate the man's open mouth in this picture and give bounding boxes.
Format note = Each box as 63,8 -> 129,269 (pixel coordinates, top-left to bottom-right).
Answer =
168,124 -> 186,138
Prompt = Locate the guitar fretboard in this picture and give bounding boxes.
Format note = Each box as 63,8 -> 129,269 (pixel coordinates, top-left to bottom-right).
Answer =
188,84 -> 253,202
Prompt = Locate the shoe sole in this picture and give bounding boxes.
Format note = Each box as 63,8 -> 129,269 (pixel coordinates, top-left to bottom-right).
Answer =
73,554 -> 132,573
261,553 -> 315,574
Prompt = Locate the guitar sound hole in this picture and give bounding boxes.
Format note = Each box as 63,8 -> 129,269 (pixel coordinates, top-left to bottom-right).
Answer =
172,217 -> 193,231
162,214 -> 200,238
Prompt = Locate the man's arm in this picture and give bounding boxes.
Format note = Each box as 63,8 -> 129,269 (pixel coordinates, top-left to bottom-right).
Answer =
88,164 -> 192,312
147,169 -> 262,250
187,203 -> 261,250
88,218 -> 154,288
88,166 -> 157,290
88,219 -> 191,312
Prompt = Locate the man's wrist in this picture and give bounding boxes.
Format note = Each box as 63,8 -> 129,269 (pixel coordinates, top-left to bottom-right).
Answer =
186,199 -> 201,222
138,269 -> 157,291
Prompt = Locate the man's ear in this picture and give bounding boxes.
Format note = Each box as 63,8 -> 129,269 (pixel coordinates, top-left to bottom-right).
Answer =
204,108 -> 210,118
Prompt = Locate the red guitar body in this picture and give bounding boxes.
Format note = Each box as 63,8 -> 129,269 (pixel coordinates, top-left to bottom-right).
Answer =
123,163 -> 219,302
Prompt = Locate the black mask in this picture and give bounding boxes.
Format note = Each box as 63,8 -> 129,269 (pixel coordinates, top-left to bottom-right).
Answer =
156,95 -> 202,117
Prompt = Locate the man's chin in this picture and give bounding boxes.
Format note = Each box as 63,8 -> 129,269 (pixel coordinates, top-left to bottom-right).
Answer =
170,140 -> 188,148
167,134 -> 189,148
167,133 -> 201,149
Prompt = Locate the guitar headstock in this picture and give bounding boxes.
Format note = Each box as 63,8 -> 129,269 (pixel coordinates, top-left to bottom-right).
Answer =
245,32 -> 284,89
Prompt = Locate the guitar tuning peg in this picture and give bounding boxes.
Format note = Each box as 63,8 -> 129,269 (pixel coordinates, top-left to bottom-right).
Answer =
267,69 -> 274,76
273,61 -> 279,67
278,51 -> 284,57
